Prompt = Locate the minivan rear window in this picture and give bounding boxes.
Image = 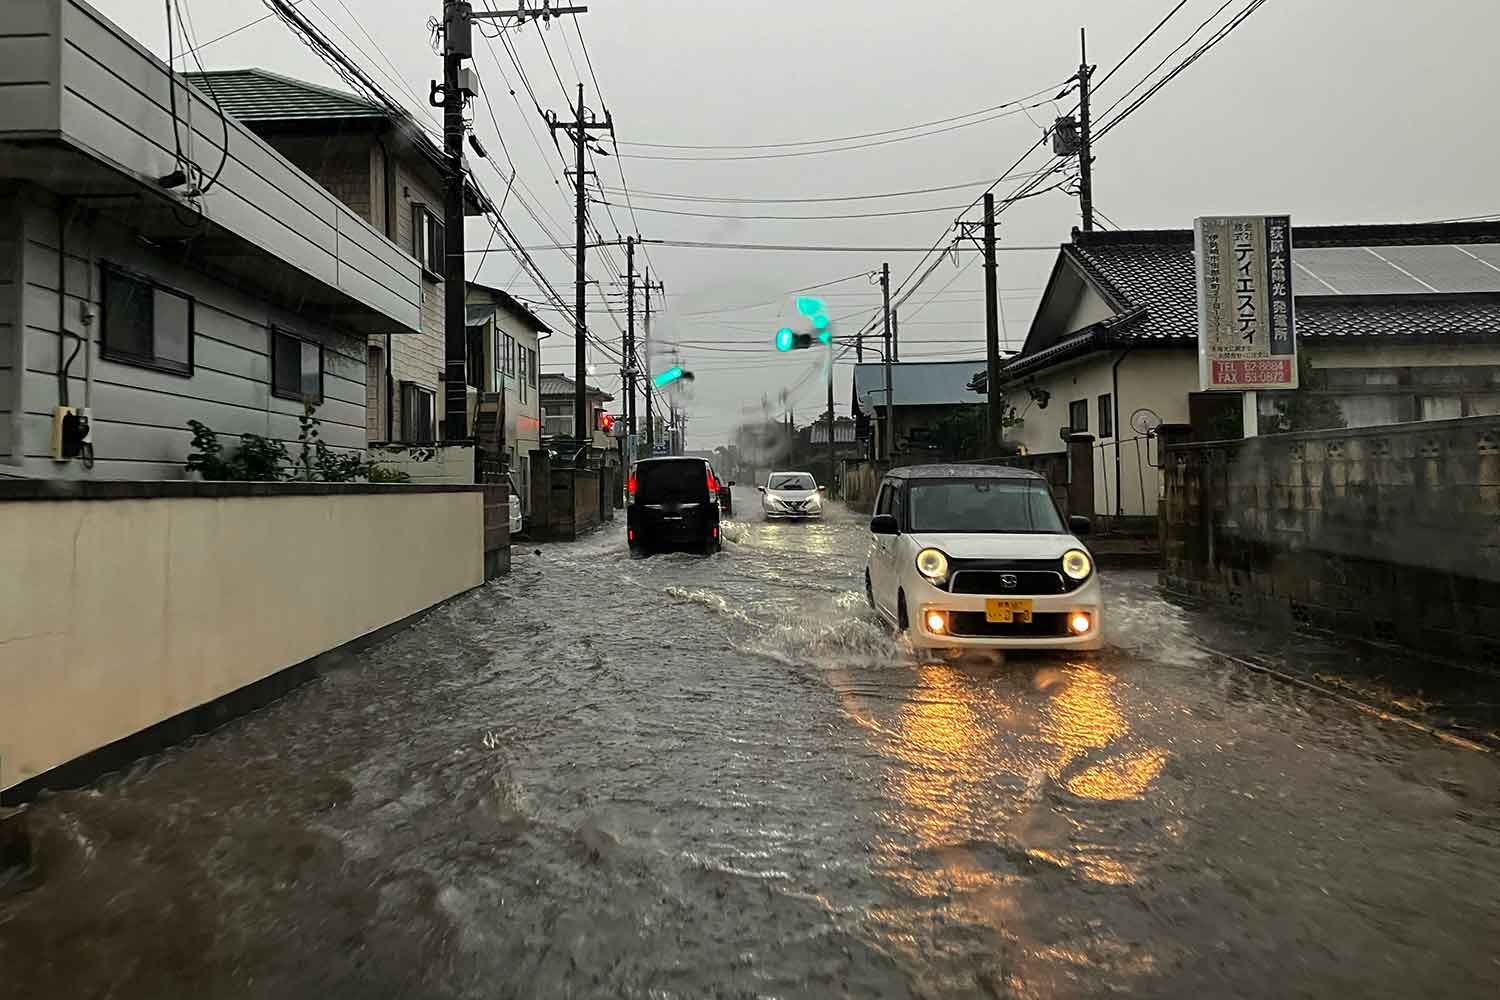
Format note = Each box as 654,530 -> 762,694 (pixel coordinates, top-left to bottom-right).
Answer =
635,460 -> 709,502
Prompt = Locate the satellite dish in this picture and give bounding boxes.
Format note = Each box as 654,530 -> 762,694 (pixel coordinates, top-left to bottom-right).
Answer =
1131,408 -> 1163,436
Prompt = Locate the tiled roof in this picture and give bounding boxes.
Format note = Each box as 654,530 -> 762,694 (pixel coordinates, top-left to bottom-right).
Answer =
1298,295 -> 1500,340
1065,240 -> 1197,343
540,373 -> 611,400
184,69 -> 384,123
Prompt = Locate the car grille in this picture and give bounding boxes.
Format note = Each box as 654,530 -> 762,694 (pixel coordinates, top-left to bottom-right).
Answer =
949,570 -> 1066,595
948,612 -> 1073,639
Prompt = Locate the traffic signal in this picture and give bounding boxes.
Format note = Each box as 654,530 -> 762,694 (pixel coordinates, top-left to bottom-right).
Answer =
774,297 -> 833,351
653,366 -> 689,388
598,412 -> 615,433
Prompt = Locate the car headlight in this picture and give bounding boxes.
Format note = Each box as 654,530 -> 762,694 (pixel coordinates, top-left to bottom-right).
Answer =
915,548 -> 949,582
1062,548 -> 1093,581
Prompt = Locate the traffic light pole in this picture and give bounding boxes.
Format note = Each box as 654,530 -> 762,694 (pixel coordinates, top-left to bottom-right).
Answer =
826,346 -> 835,496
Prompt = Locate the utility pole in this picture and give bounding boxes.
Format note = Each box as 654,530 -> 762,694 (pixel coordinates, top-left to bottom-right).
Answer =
891,307 -> 899,362
624,236 -> 636,437
983,192 -> 1003,450
881,262 -> 893,463
436,0 -> 589,442
549,83 -> 611,445
1077,27 -> 1095,233
825,346 -> 835,496
642,269 -> 663,453
437,1 -> 473,441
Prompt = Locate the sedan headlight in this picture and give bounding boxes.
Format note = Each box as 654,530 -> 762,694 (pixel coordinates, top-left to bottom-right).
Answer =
1062,548 -> 1093,581
915,548 -> 949,582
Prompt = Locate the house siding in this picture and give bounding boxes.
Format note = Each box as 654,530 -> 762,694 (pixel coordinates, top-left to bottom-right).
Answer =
10,188 -> 365,479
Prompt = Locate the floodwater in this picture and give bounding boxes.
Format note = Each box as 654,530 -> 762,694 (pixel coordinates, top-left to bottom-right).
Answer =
3,489 -> 1500,998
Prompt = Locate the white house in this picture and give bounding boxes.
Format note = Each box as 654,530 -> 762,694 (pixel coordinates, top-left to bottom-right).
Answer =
993,222 -> 1500,517
1,0 -> 421,479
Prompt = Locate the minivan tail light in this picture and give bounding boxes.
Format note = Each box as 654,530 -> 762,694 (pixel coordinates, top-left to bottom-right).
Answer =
627,475 -> 637,497
706,471 -> 719,493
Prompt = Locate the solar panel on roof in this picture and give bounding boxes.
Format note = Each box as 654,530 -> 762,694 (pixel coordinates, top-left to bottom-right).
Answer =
1462,244 -> 1500,276
1379,245 -> 1500,294
1294,247 -> 1429,295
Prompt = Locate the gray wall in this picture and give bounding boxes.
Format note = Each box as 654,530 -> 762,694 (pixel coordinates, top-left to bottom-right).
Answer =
1161,416 -> 1500,659
9,187 -> 366,479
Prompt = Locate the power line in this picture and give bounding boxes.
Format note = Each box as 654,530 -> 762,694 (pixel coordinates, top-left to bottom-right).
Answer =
1093,0 -> 1193,91
594,169 -> 1051,206
593,200 -> 981,222
1095,0 -> 1270,142
616,80 -> 1069,150
615,96 -> 1062,161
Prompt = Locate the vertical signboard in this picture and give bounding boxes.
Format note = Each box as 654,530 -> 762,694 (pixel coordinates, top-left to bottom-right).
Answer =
1195,215 -> 1298,391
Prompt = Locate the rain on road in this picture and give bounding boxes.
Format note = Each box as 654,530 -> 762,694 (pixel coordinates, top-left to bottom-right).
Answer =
3,489 -> 1499,998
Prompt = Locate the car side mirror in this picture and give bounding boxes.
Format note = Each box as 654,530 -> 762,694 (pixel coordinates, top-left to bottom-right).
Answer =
1068,515 -> 1091,536
757,486 -> 767,493
728,481 -> 736,487
870,513 -> 899,535
817,486 -> 826,492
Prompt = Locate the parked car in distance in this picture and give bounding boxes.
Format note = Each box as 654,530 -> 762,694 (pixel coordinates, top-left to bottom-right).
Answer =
714,465 -> 736,516
759,471 -> 824,519
627,457 -> 723,556
865,464 -> 1101,654
503,472 -> 524,536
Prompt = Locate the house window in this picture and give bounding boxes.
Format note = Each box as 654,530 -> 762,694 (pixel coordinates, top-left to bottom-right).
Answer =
1097,393 -> 1113,438
492,326 -> 506,389
271,328 -> 322,403
1068,398 -> 1089,434
100,265 -> 193,375
401,381 -> 436,442
528,347 -> 538,388
413,205 -> 444,277
466,325 -> 485,390
504,334 -> 516,378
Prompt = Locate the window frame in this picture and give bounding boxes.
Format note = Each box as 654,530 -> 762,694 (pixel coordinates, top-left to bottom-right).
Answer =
528,347 -> 538,388
270,327 -> 325,404
400,380 -> 437,443
1068,398 -> 1089,434
99,262 -> 195,377
1097,393 -> 1114,439
412,204 -> 444,279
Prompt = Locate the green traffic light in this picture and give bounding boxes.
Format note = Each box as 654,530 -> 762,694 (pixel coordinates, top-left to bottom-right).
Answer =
653,366 -> 685,388
775,328 -> 795,352
796,297 -> 825,318
818,329 -> 832,345
812,312 -> 830,330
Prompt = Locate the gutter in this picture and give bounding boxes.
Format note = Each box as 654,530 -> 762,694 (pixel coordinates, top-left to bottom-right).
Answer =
1111,347 -> 1132,518
378,132 -> 398,442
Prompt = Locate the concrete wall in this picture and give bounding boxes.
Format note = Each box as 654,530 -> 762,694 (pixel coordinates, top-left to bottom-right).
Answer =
1160,415 -> 1500,659
0,482 -> 485,793
367,442 -> 475,484
5,187 -> 367,479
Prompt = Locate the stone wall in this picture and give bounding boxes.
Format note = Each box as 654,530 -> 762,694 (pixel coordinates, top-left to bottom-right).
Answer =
1161,416 -> 1500,659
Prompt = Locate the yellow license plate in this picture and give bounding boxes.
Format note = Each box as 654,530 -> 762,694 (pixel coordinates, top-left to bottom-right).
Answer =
985,599 -> 1033,624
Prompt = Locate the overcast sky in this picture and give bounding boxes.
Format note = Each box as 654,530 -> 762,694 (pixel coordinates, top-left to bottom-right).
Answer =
101,0 -> 1500,447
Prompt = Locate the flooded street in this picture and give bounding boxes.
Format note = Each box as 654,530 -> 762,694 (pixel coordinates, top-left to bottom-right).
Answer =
4,490 -> 1500,998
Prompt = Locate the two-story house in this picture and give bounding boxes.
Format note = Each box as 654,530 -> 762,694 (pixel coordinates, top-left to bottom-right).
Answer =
2,2 -> 420,480
540,373 -> 613,452
183,68 -> 493,446
465,281 -> 548,508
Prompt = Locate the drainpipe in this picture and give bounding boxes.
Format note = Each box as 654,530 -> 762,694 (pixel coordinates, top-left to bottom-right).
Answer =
377,133 -> 398,441
56,199 -> 81,407
1111,346 -> 1132,519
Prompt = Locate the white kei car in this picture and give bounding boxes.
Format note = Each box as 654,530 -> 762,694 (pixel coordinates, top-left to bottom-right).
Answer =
759,471 -> 824,519
864,465 -> 1102,653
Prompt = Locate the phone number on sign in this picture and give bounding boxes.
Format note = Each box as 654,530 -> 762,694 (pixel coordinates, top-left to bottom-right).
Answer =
1211,359 -> 1293,386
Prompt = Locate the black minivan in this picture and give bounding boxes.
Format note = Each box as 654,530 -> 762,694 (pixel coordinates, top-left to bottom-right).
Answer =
628,457 -> 724,556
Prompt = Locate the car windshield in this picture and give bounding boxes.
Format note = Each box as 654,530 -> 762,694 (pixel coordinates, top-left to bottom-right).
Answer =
636,460 -> 709,502
907,479 -> 1065,534
769,474 -> 815,491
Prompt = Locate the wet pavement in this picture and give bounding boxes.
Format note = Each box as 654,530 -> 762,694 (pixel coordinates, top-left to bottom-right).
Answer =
3,489 -> 1500,998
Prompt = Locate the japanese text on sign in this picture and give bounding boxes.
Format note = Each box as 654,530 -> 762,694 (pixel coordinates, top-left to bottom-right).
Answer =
1195,215 -> 1298,391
